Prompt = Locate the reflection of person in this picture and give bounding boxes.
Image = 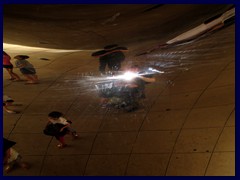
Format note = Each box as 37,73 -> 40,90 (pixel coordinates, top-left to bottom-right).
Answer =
14,55 -> 39,84
92,44 -> 128,74
126,65 -> 156,99
3,51 -> 21,81
98,65 -> 156,108
3,95 -> 18,114
47,111 -> 78,148
3,138 -> 30,173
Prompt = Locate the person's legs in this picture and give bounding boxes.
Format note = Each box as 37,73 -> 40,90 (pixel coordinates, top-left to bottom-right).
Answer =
20,68 -> 38,83
123,87 -> 140,112
8,68 -> 21,80
4,160 -> 17,173
68,127 -> 78,139
4,65 -> 21,80
55,135 -> 67,148
15,155 -> 30,169
32,74 -> 39,81
23,74 -> 38,84
11,72 -> 21,80
29,74 -> 39,83
5,68 -> 15,80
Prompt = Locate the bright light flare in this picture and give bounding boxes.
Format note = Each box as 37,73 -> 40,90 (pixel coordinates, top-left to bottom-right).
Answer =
107,71 -> 139,81
148,68 -> 164,73
121,71 -> 138,80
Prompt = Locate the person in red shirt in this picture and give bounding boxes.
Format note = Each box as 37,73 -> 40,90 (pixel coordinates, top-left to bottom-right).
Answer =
3,51 -> 21,81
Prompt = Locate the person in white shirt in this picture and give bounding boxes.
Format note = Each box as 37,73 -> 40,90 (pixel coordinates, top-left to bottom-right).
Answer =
47,111 -> 78,148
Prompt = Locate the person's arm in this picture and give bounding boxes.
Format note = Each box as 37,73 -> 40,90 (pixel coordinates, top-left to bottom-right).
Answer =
139,76 -> 156,83
126,83 -> 138,88
16,62 -> 26,68
15,60 -> 27,68
59,117 -> 71,132
3,104 -> 17,114
15,61 -> 21,68
60,123 -> 70,132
